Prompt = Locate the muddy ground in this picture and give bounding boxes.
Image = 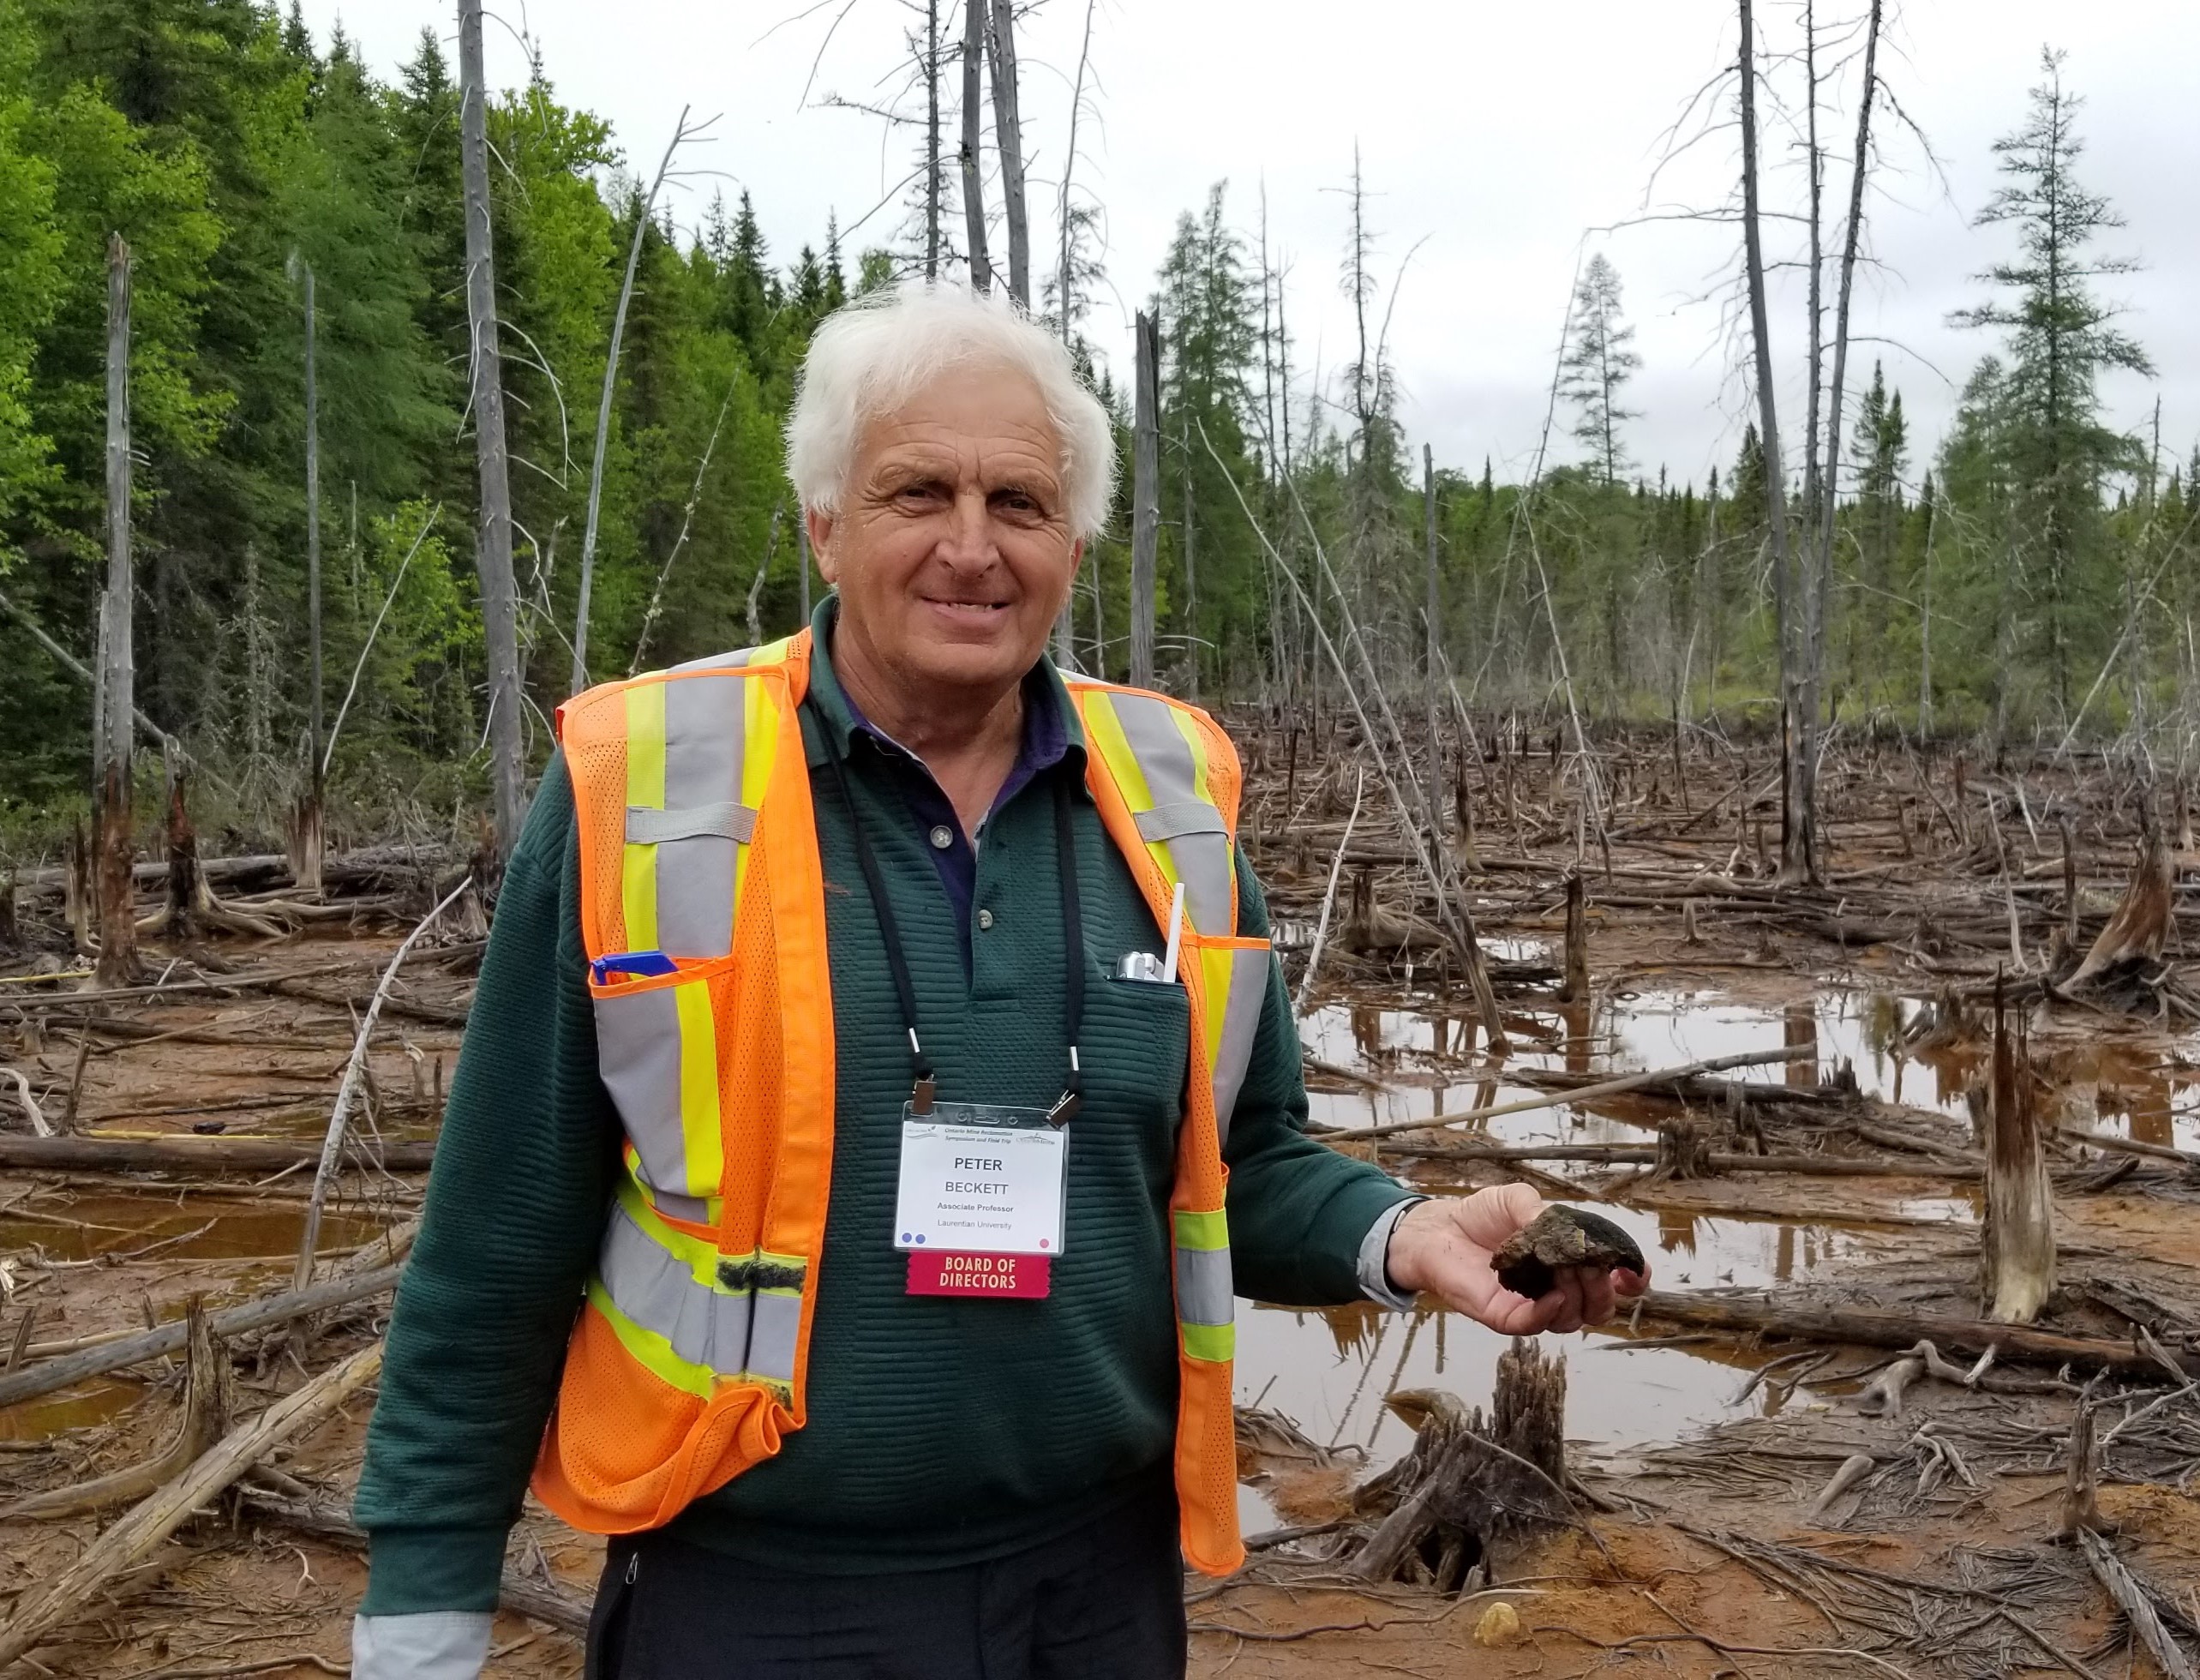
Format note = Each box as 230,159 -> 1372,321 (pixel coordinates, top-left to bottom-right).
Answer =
0,723 -> 2196,1677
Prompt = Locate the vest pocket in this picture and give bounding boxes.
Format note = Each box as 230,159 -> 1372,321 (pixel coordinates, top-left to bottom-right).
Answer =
1087,973 -> 1192,1131
590,955 -> 738,1209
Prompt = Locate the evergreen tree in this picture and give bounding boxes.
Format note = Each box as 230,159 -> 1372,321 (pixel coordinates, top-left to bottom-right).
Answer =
1952,48 -> 2151,718
1559,254 -> 1640,488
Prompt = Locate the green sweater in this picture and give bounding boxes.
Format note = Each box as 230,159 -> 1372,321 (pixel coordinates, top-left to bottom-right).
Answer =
355,626 -> 1411,1613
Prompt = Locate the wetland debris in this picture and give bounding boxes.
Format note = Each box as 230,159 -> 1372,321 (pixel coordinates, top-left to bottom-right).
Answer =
1,1295 -> 227,1520
0,1338 -> 383,1671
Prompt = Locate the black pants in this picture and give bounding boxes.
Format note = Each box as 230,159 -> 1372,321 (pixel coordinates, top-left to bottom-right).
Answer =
584,1478 -> 1189,1679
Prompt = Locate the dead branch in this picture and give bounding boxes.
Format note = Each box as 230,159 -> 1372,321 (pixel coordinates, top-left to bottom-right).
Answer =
0,1339 -> 383,1670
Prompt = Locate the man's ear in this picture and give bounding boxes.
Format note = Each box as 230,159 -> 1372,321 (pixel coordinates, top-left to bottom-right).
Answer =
806,506 -> 839,583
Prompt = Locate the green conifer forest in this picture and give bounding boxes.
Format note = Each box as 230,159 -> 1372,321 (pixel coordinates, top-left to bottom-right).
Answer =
0,5 -> 2187,860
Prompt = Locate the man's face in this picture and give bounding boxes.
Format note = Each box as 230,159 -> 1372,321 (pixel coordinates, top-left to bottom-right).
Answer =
810,363 -> 1081,704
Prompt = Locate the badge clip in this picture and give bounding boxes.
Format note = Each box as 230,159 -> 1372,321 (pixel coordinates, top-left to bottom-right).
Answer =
910,1074 -> 937,1115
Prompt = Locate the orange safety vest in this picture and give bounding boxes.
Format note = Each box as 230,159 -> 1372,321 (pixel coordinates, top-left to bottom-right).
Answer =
531,628 -> 1269,1576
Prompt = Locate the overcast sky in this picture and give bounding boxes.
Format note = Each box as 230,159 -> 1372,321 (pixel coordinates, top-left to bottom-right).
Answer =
307,0 -> 2199,495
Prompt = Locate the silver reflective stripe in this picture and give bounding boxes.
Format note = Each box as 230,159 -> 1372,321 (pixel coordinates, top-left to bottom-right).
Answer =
601,1202 -> 752,1374
1134,800 -> 1226,843
593,983 -> 688,1197
650,1187 -> 713,1224
655,674 -> 747,957
351,1612 -> 494,1680
627,801 -> 756,845
746,1289 -> 802,1383
1209,945 -> 1271,1146
670,643 -> 763,673
1173,1244 -> 1233,1328
1109,693 -> 1233,933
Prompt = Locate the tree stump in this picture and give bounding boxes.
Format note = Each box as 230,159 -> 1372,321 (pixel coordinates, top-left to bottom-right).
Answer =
1350,1342 -> 1572,1592
1982,978 -> 2055,1324
1559,872 -> 1589,1003
2060,831 -> 2175,1011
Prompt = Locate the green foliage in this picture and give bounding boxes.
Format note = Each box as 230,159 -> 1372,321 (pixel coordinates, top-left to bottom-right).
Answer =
1559,254 -> 1640,488
0,18 -> 2178,858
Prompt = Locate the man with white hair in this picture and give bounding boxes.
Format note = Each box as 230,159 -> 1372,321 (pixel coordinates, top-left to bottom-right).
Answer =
350,281 -> 1643,1679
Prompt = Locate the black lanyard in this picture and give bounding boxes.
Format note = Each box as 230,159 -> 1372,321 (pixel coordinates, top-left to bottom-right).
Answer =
817,721 -> 1084,1125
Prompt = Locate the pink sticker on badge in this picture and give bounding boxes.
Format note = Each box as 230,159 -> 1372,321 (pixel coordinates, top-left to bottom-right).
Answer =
906,1251 -> 1052,1298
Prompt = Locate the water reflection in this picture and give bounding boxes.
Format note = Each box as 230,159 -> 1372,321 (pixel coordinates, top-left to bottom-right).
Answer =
1298,986 -> 2200,1153
0,1378 -> 142,1443
1236,1207 -> 1863,1484
0,1195 -> 387,1263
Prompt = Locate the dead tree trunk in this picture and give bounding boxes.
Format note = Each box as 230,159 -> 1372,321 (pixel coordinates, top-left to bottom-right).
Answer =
985,0 -> 1028,308
958,0 -> 990,292
1424,442 -> 1442,817
924,0 -> 942,279
1813,0 -> 1882,712
1560,871 -> 1589,1003
1982,979 -> 2055,1324
164,751 -> 201,943
1129,311 -> 1160,690
573,111 -> 690,696
297,257 -> 324,896
458,0 -> 527,861
93,233 -> 137,991
1736,0 -> 1812,886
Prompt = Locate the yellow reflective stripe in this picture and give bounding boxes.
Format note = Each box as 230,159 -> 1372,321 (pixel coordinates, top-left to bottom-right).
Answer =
735,677 -> 782,907
587,1275 -> 716,1400
1199,943 -> 1234,1074
1082,691 -> 1188,907
618,1176 -> 724,1281
621,682 -> 668,950
1167,704 -> 1214,808
1172,1206 -> 1228,1251
670,980 -> 723,1200
1082,691 -> 1158,811
1179,1320 -> 1234,1363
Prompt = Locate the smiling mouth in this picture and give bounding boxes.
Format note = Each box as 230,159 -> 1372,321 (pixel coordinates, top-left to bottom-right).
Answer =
924,597 -> 1011,615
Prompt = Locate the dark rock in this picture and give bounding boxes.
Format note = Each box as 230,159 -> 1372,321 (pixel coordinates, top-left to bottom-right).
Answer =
1493,1206 -> 1645,1299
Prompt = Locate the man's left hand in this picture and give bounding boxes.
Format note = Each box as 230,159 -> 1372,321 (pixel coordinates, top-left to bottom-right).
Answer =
1383,1185 -> 1649,1335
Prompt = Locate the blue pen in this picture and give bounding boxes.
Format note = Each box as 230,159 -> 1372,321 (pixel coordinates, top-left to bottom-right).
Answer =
590,949 -> 680,985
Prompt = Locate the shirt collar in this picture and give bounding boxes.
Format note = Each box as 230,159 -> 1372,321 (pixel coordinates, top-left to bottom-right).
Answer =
800,594 -> 1085,777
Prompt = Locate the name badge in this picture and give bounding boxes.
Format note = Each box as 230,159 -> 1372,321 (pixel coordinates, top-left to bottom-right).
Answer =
895,1102 -> 1067,1299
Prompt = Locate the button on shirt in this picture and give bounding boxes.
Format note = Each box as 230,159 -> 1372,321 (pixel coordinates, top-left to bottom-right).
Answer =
834,646 -> 1070,969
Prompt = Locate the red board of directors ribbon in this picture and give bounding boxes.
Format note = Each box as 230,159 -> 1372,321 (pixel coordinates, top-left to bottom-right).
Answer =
906,1252 -> 1052,1298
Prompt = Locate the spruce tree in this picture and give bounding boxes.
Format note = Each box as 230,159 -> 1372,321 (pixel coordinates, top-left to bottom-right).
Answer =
1559,254 -> 1640,489
1952,48 -> 2151,719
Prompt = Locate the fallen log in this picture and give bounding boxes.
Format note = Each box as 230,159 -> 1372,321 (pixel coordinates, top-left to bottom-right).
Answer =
0,1134 -> 436,1173
0,1263 -> 400,1411
1380,1140 -> 1987,1179
236,1487 -> 593,1636
2075,1527 -> 2199,1680
1321,1045 -> 1818,1144
0,1340 -> 383,1670
1630,1290 -> 2198,1379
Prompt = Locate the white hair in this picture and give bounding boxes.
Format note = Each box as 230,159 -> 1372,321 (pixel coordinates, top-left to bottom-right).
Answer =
785,279 -> 1117,541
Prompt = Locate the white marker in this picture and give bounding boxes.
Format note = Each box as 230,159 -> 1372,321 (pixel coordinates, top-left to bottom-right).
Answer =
1160,881 -> 1186,985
